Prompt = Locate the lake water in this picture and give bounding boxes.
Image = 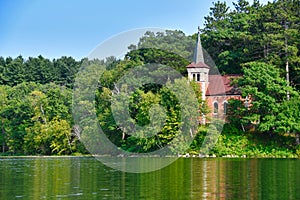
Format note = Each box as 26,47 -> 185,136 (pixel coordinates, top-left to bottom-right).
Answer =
0,157 -> 300,199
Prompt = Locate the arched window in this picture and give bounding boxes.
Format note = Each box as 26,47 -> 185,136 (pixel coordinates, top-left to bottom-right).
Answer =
213,102 -> 218,114
223,101 -> 228,114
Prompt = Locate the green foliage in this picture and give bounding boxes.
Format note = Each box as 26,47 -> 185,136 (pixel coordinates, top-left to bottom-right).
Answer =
296,145 -> 300,157
97,73 -> 203,153
134,30 -> 195,61
24,118 -> 74,155
1,0 -> 300,156
4,83 -> 35,154
0,55 -> 81,88
202,0 -> 300,78
228,62 -> 298,131
189,124 -> 297,158
275,97 -> 300,135
126,48 -> 190,75
0,85 -> 9,153
93,34 -> 205,153
0,82 -> 78,155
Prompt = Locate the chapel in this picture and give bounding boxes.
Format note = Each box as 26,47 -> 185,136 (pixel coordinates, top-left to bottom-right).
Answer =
186,28 -> 242,123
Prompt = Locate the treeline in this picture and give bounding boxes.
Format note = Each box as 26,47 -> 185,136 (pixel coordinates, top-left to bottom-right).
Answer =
0,0 -> 300,156
0,56 -> 103,154
0,56 -> 81,87
0,58 -> 106,155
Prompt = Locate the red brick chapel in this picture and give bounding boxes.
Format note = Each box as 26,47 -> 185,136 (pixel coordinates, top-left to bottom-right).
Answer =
186,28 -> 242,123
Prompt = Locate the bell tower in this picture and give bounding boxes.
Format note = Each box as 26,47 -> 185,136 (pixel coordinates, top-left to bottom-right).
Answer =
187,27 -> 210,101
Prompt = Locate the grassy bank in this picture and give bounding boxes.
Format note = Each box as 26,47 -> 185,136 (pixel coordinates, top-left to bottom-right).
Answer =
189,124 -> 299,158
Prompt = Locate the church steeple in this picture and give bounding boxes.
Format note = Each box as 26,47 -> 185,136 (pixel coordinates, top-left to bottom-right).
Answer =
186,26 -> 210,103
194,26 -> 205,64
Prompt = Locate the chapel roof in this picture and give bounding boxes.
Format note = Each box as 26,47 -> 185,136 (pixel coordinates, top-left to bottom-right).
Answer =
206,75 -> 241,96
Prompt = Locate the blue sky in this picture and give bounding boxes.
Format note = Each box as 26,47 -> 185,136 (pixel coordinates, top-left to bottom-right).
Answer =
0,0 -> 269,60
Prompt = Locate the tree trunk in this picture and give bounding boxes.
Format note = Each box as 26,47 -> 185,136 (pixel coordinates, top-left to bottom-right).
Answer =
40,104 -> 47,124
285,20 -> 290,101
122,128 -> 125,140
114,83 -> 120,95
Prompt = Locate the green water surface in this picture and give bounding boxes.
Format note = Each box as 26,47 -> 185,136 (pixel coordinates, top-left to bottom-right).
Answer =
0,157 -> 299,200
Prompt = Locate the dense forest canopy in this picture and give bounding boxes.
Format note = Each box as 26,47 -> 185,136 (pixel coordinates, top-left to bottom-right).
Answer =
0,0 -> 299,156
202,0 -> 300,78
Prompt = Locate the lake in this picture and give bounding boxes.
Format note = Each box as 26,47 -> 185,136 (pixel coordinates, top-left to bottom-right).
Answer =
0,157 -> 299,199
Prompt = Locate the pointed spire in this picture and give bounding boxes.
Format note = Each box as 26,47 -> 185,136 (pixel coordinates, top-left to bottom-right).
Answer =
194,26 -> 205,64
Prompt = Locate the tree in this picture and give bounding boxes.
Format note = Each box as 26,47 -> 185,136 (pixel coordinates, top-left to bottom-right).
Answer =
204,1 -> 230,31
23,85 -> 75,155
4,82 -> 38,154
0,85 -> 9,152
52,56 -> 80,87
2,56 -> 25,86
24,118 -> 73,155
229,62 -> 298,133
126,48 -> 190,75
259,0 -> 300,76
42,83 -> 72,122
276,97 -> 300,143
233,0 -> 250,13
136,30 -> 194,61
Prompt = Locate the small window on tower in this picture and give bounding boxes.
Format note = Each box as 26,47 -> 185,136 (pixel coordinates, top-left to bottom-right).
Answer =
193,74 -> 196,81
197,74 -> 200,82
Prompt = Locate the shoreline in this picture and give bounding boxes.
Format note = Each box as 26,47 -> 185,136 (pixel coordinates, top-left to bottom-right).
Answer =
0,154 -> 298,159
0,155 -> 93,159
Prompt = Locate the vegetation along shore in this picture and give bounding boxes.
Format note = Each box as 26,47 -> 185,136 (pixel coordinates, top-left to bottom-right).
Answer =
0,0 -> 299,158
